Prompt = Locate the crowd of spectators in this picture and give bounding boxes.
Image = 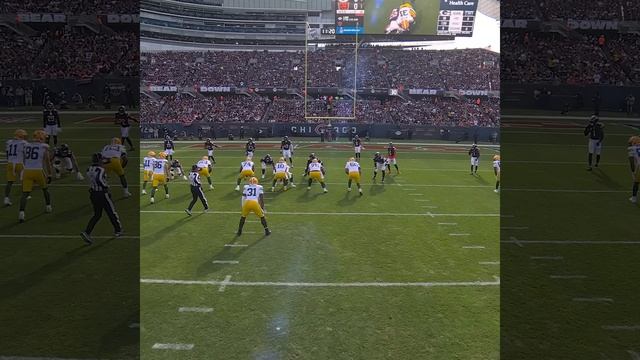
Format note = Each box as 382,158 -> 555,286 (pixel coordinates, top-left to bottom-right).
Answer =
141,48 -> 499,91
1,27 -> 138,80
502,0 -> 640,20
501,32 -> 632,85
0,0 -> 138,14
140,94 -> 500,128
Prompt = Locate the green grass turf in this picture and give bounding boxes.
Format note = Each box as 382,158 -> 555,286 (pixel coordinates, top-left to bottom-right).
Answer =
500,114 -> 640,359
0,113 -> 139,359
141,140 -> 500,359
364,0 -> 439,35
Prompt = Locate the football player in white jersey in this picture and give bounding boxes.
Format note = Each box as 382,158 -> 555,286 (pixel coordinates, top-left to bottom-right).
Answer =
493,155 -> 501,193
4,129 -> 28,206
628,136 -> 640,203
237,177 -> 271,236
307,158 -> 328,193
101,138 -> 131,197
235,157 -> 255,191
385,2 -> 417,34
150,152 -> 170,204
272,157 -> 292,192
197,156 -> 214,189
18,129 -> 53,223
345,157 -> 363,195
141,151 -> 156,195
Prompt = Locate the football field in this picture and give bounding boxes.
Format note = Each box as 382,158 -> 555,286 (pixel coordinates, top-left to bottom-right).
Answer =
0,112 -> 139,359
141,140 -> 500,359
500,114 -> 640,359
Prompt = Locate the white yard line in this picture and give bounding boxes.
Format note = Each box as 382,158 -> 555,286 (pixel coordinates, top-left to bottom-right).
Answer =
178,307 -> 213,313
0,234 -> 139,239
212,260 -> 239,264
408,193 -> 424,196
503,188 -> 628,193
152,343 -> 194,350
218,275 -> 232,292
504,240 -> 640,245
530,256 -> 564,260
421,205 -> 438,208
141,278 -> 500,288
224,244 -> 248,248
462,246 -> 485,249
438,222 -> 458,225
601,325 -> 640,331
414,199 -> 431,202
479,261 -> 500,265
142,210 -> 500,217
449,233 -> 470,236
572,298 -> 613,303
549,275 -> 587,279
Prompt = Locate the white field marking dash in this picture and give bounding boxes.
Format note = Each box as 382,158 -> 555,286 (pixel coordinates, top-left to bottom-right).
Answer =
449,233 -> 471,236
219,275 -> 232,292
212,260 -> 239,264
479,261 -> 500,265
224,244 -> 248,247
152,343 -> 194,350
572,298 -> 613,303
401,188 -> 417,191
414,199 -> 431,202
462,246 -> 485,249
422,205 -> 438,209
408,193 -> 424,196
438,222 -> 457,225
179,307 -> 213,313
141,278 -> 500,288
601,325 -> 640,331
128,323 -> 140,329
530,256 -> 564,260
550,275 -> 587,279
503,240 -> 640,245
142,210 -> 499,217
500,226 -> 529,230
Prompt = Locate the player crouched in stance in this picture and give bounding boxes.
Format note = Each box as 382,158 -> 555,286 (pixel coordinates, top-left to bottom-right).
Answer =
101,138 -> 131,197
584,115 -> 604,170
237,177 -> 271,236
469,144 -> 480,175
185,164 -> 209,215
372,152 -> 387,183
169,158 -> 188,181
235,157 -> 255,191
52,144 -> 83,180
150,152 -> 170,204
628,136 -> 640,204
345,157 -> 363,195
19,129 -> 53,223
197,156 -> 214,189
81,153 -> 123,244
386,2 -> 417,34
493,155 -> 501,193
4,129 -> 28,206
261,153 -> 275,179
307,158 -> 328,193
141,151 -> 156,195
272,157 -> 293,192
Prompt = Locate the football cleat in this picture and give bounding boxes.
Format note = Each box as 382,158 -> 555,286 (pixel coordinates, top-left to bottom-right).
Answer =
165,194 -> 170,199
183,175 -> 188,180
45,205 -> 52,213
80,232 -> 93,245
323,188 -> 328,193
209,185 -> 214,190
123,190 -> 132,198
150,197 -> 155,204
203,208 -> 209,213
4,197 -> 11,206
261,175 -> 265,179
185,209 -> 192,216
271,187 -> 275,192
307,187 -> 311,190
141,189 -> 147,195
494,189 -> 500,193
55,173 -> 61,179
265,228 -> 271,236
347,188 -> 352,192
76,172 -> 84,181
630,196 -> 638,204
235,185 -> 240,191
18,211 -> 25,223
115,231 -> 123,237
291,183 -> 296,188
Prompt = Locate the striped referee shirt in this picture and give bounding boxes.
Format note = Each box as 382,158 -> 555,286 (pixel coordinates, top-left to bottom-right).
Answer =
87,165 -> 109,192
189,171 -> 201,187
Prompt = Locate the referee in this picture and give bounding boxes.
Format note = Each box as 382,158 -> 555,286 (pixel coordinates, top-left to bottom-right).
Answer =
185,164 -> 209,216
80,153 -> 122,245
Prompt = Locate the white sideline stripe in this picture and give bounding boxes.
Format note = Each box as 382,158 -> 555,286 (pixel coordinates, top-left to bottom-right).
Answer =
503,188 -> 627,193
438,222 -> 457,225
462,246 -> 485,249
141,278 -> 500,288
179,307 -> 213,313
152,343 -> 194,350
142,210 -> 500,217
628,351 -> 640,360
449,233 -> 470,236
602,325 -> 640,331
219,275 -> 232,292
479,261 -> 500,265
0,234 -> 139,239
572,297 -> 613,303
501,226 -> 529,230
530,256 -> 564,260
0,357 -> 107,360
213,260 -> 238,264
550,275 -> 587,279
224,244 -> 248,247
504,240 -> 640,245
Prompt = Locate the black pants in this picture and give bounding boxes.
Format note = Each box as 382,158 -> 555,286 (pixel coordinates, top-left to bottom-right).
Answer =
188,186 -> 208,210
85,191 -> 122,234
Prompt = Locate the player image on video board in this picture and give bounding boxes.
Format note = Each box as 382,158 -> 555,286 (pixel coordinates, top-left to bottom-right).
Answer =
365,0 -> 438,35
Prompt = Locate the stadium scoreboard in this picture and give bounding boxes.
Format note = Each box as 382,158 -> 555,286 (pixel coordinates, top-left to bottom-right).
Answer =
334,0 -> 478,37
